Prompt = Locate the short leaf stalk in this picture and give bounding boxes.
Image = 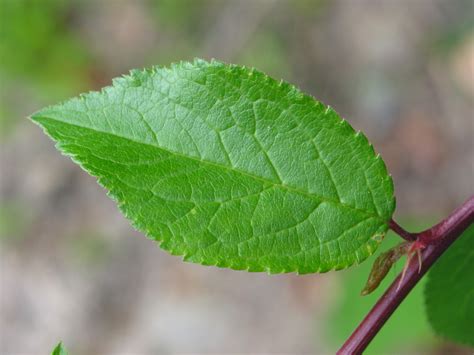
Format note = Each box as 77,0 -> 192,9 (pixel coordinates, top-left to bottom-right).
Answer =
338,195 -> 474,355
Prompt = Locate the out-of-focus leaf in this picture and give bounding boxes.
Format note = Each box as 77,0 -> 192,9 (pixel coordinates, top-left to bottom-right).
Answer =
425,224 -> 474,347
51,341 -> 68,355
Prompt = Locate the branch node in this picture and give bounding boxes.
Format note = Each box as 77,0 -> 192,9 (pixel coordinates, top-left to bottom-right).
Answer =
338,195 -> 474,354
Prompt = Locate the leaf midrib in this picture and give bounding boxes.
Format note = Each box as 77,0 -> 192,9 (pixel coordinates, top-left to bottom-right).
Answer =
33,114 -> 385,221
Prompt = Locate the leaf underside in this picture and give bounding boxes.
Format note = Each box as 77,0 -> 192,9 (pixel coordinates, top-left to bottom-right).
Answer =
425,224 -> 474,346
31,59 -> 395,274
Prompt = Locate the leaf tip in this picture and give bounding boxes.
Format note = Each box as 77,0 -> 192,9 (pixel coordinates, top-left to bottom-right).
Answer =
29,110 -> 45,124
51,341 -> 68,355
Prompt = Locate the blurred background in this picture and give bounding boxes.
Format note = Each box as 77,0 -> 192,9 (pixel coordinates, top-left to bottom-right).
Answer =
0,0 -> 473,354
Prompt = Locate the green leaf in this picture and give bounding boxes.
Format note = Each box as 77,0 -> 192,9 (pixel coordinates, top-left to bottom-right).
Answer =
425,224 -> 474,347
51,341 -> 68,355
30,59 -> 395,273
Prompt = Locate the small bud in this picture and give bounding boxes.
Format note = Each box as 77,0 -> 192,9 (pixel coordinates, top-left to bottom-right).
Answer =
361,242 -> 410,296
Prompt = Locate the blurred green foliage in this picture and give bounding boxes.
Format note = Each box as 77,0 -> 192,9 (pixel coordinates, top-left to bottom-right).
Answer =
0,202 -> 31,243
0,0 -> 91,136
0,0 -> 90,95
68,231 -> 109,267
432,16 -> 474,56
238,32 -> 290,79
150,0 -> 211,33
425,224 -> 474,347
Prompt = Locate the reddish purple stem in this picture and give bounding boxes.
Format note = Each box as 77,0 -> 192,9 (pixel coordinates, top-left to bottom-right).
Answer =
388,219 -> 416,241
337,195 -> 474,355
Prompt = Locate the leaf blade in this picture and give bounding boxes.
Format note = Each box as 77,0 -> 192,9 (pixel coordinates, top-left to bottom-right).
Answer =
31,59 -> 395,273
424,224 -> 474,346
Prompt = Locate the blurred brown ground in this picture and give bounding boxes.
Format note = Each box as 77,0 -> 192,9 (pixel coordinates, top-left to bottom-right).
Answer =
0,0 -> 473,354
